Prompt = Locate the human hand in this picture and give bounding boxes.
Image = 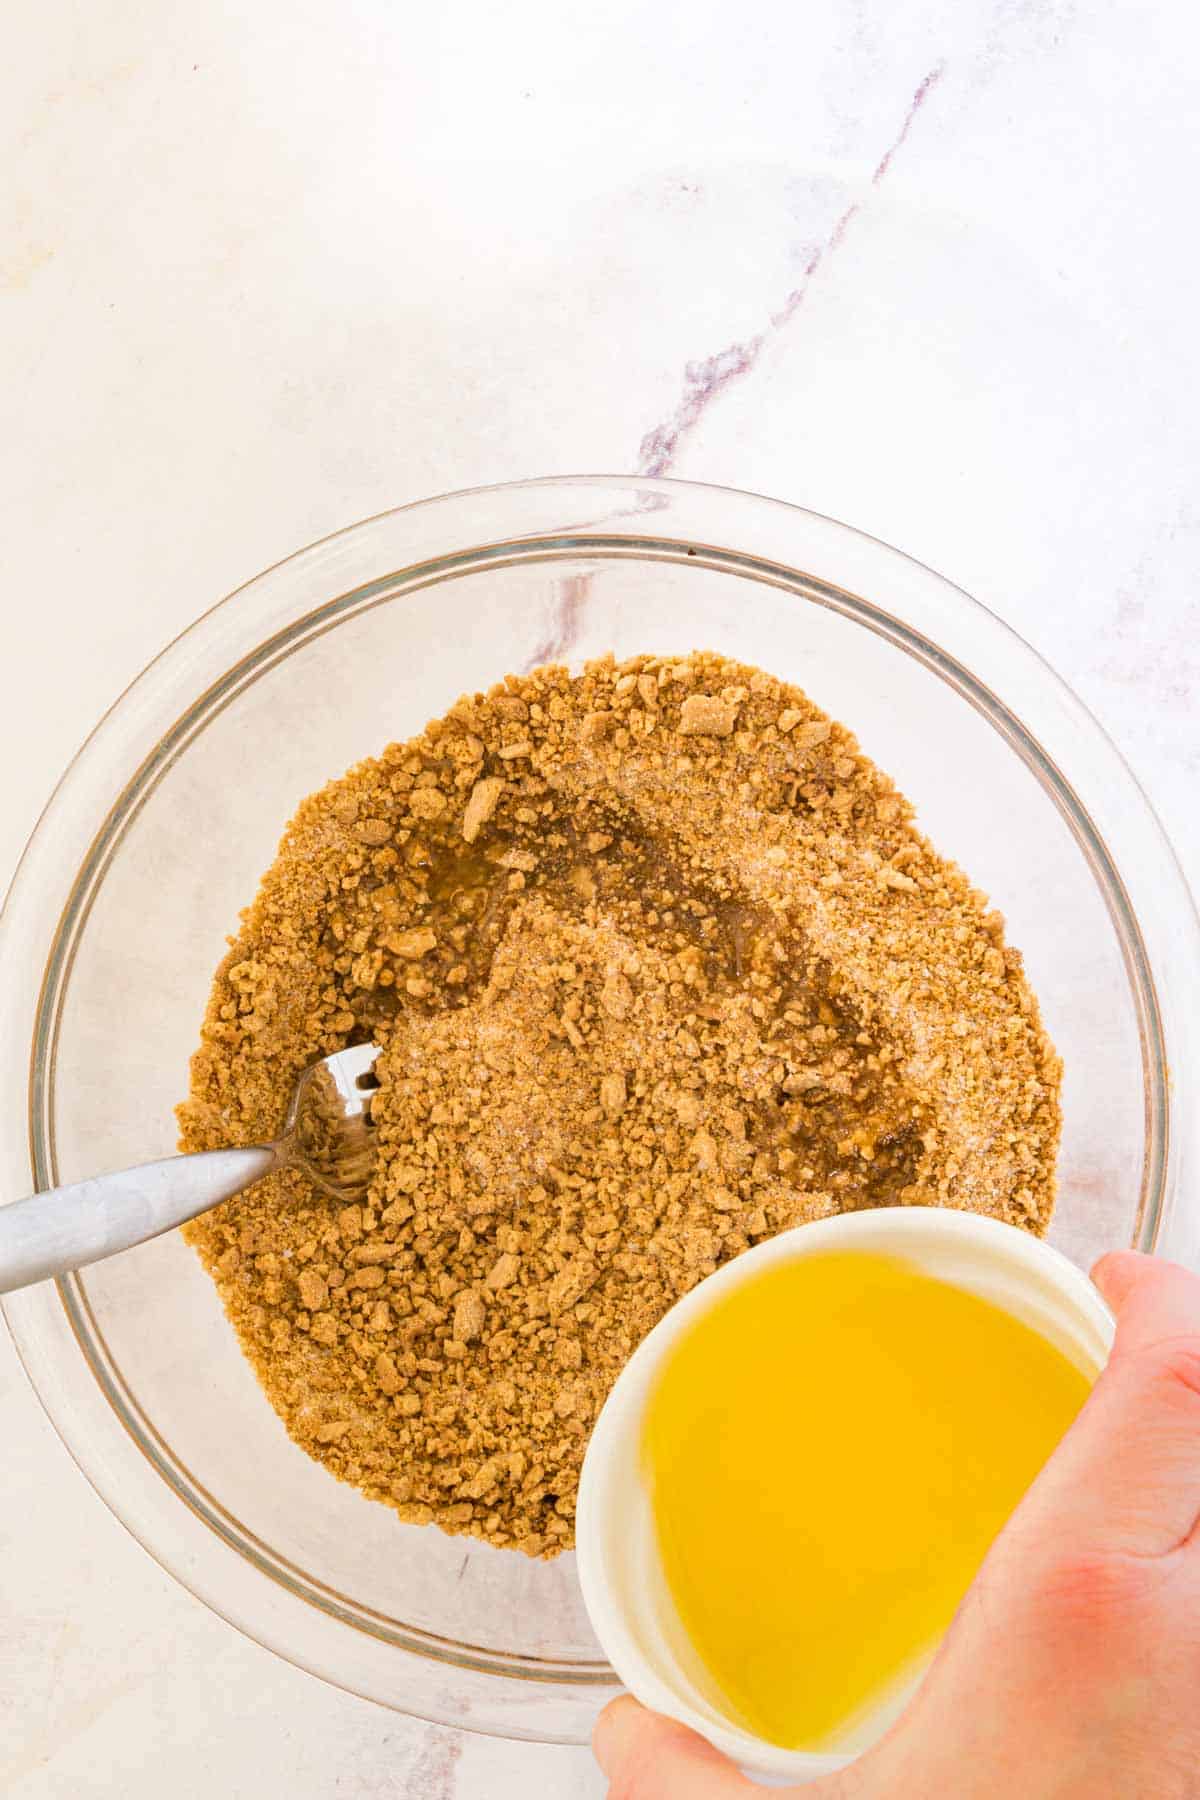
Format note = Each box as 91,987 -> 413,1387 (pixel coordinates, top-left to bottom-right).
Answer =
594,1251 -> 1200,1799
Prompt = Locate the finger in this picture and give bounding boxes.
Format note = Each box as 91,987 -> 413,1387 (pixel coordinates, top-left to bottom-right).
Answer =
1013,1255 -> 1200,1557
1090,1249 -> 1147,1316
1092,1251 -> 1200,1358
593,1696 -> 757,1798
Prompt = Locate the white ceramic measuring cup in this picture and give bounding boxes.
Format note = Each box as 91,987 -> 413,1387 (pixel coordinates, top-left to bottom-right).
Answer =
576,1206 -> 1116,1786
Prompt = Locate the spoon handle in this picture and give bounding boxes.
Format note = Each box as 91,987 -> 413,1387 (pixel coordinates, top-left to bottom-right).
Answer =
0,1145 -> 281,1295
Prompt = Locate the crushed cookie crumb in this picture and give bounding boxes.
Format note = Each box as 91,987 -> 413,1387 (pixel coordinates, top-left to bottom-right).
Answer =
678,693 -> 739,737
462,777 -> 504,844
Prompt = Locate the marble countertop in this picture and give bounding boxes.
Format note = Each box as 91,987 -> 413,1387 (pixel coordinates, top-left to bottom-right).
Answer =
3,1 -> 1197,1794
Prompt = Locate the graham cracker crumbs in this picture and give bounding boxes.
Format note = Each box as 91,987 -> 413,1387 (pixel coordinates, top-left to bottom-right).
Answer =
178,651 -> 1061,1558
678,692 -> 739,737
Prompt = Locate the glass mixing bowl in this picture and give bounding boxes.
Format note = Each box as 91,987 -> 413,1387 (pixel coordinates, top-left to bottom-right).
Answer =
2,477 -> 1198,1744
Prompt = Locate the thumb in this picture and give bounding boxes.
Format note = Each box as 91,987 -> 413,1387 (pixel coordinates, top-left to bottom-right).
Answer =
1091,1249 -> 1200,1355
593,1696 -> 759,1798
1011,1250 -> 1200,1559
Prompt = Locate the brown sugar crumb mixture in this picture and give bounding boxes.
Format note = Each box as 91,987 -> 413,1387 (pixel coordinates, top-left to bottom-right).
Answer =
179,652 -> 1062,1557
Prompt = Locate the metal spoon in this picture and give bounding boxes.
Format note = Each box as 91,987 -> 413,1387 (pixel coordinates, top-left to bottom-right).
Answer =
0,1042 -> 380,1296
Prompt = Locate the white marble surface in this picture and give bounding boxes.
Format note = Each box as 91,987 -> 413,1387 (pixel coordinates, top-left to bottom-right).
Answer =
2,0 -> 1198,1793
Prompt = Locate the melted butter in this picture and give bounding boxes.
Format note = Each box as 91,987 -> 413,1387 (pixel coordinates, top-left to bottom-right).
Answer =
642,1249 -> 1092,1750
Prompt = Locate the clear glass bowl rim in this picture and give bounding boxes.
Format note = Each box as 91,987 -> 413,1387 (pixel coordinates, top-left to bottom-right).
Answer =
2,474 -> 1198,1743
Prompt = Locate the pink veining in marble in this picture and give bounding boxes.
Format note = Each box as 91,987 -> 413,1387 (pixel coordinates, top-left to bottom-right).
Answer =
637,63 -> 945,478
526,571 -> 592,668
403,1726 -> 463,1800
